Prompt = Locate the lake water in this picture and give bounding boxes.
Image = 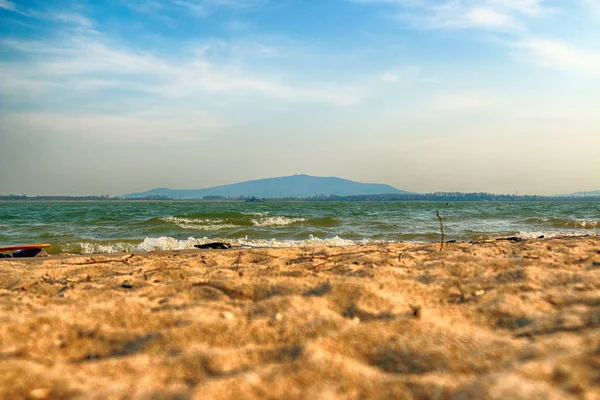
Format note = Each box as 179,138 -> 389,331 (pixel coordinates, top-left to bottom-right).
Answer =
0,201 -> 598,254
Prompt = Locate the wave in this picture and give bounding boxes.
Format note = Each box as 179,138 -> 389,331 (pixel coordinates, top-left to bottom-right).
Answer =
60,242 -> 137,254
525,217 -> 599,229
136,237 -> 204,252
176,223 -> 240,230
138,235 -> 363,250
51,231 -> 597,255
158,214 -> 331,230
161,216 -> 225,224
160,216 -> 239,230
495,231 -> 595,240
59,235 -> 375,254
237,235 -> 368,248
251,216 -> 307,227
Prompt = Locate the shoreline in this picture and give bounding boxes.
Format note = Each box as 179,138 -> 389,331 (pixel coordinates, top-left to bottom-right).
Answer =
2,233 -> 597,257
1,237 -> 599,398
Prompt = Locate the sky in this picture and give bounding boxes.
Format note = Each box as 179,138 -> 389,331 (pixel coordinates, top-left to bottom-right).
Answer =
0,0 -> 599,196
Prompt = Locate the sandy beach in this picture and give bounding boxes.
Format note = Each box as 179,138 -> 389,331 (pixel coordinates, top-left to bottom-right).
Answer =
1,237 -> 598,399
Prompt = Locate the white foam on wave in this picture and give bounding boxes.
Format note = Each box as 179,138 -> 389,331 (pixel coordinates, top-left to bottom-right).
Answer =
574,220 -> 599,228
177,223 -> 240,231
530,217 -> 599,228
161,216 -> 238,230
252,216 -> 306,227
509,231 -> 595,240
133,235 -> 368,252
136,236 -> 202,251
161,216 -> 225,224
247,235 -> 366,248
242,212 -> 270,217
62,242 -> 137,254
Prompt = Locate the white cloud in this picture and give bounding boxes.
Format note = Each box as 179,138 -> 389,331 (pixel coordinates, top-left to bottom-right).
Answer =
129,0 -> 268,18
352,0 -> 553,30
379,72 -> 400,82
466,7 -> 513,28
355,0 -> 598,80
0,0 -> 16,11
0,34 -> 363,107
0,2 -> 96,25
376,66 -> 429,84
0,111 -> 228,141
517,38 -> 600,75
425,0 -> 552,30
582,0 -> 600,16
432,91 -> 498,111
189,0 -> 268,7
45,12 -> 94,27
487,0 -> 546,15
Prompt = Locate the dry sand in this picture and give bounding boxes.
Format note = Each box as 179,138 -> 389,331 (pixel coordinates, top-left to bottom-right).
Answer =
1,237 -> 599,399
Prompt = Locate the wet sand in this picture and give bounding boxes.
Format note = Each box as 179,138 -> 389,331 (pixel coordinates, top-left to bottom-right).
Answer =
1,238 -> 599,399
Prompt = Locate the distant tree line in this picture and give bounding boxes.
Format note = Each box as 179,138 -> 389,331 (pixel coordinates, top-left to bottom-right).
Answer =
0,194 -> 114,201
302,192 -> 600,202
1,192 -> 599,202
124,195 -> 171,201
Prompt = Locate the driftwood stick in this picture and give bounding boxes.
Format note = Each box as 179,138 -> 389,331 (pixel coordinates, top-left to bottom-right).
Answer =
290,250 -> 381,264
69,254 -> 135,265
436,210 -> 445,252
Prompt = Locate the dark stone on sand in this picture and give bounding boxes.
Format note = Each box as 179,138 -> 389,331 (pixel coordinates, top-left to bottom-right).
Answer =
194,243 -> 232,250
12,248 -> 46,258
496,237 -> 525,242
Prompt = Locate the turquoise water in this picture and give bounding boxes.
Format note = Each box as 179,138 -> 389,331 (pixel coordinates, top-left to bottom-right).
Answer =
0,201 -> 598,254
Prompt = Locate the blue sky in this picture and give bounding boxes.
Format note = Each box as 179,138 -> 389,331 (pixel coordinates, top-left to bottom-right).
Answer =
1,0 -> 599,195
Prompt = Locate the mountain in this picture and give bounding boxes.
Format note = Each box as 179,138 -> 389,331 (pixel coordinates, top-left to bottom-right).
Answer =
121,174 -> 411,199
563,190 -> 600,197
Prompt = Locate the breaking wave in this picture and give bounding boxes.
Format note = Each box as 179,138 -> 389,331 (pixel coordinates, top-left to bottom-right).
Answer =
60,242 -> 137,254
60,235 -> 376,254
525,217 -> 599,229
161,216 -> 225,224
495,231 -> 595,241
55,231 -> 596,255
160,216 -> 239,230
251,216 -> 307,227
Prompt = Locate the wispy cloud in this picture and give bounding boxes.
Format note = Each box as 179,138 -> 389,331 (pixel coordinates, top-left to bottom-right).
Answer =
43,11 -> 94,28
352,0 -> 554,30
0,1 -> 96,29
465,7 -> 513,28
0,34 -> 361,107
516,38 -> 600,75
0,0 -> 16,11
582,0 -> 600,16
379,72 -> 400,82
128,0 -> 268,18
377,66 -> 431,84
432,91 -> 499,111
353,0 -> 600,79
0,111 -> 228,142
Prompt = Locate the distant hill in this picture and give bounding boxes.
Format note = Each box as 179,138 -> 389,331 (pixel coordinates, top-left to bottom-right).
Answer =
121,174 -> 411,199
562,190 -> 600,197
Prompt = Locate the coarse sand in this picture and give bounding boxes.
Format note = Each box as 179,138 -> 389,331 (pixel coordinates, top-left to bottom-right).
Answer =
1,237 -> 599,399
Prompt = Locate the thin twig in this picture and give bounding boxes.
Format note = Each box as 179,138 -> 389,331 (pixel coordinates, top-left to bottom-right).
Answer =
192,281 -> 254,300
290,250 -> 381,264
233,252 -> 242,270
69,254 -> 135,265
488,241 -> 507,255
436,210 -> 445,252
